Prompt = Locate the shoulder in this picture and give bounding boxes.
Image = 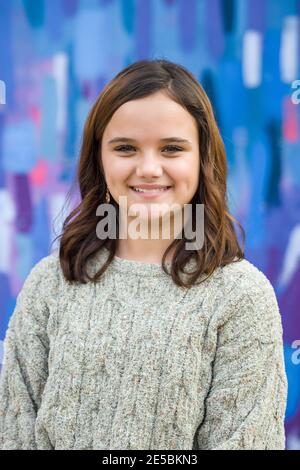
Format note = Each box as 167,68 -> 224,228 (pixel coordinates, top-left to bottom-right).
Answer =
27,249 -> 60,274
211,258 -> 283,340
23,249 -> 60,283
215,257 -> 277,303
7,250 -> 62,332
17,249 -> 62,304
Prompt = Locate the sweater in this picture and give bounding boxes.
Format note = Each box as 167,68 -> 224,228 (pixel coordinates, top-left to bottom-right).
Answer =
0,246 -> 288,450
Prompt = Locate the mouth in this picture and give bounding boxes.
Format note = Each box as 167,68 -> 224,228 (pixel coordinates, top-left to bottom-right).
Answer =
129,186 -> 173,199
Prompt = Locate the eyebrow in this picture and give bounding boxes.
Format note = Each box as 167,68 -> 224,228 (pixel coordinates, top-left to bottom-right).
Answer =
107,137 -> 192,145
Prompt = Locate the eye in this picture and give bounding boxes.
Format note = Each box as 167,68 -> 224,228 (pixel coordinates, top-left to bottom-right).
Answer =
162,145 -> 183,154
113,144 -> 184,154
114,144 -> 136,153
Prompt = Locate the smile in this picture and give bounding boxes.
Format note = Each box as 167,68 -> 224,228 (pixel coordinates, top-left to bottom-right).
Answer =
129,186 -> 172,198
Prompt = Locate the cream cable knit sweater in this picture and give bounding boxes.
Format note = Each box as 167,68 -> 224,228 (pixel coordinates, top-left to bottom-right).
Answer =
0,247 -> 288,450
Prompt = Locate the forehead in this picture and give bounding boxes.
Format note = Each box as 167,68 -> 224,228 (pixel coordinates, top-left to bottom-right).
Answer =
103,92 -> 198,140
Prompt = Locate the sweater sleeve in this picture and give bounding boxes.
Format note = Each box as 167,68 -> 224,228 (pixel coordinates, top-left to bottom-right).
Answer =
0,256 -> 53,450
195,270 -> 288,450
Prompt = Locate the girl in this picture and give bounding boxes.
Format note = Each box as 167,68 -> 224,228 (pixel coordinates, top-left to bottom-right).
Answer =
0,59 -> 288,450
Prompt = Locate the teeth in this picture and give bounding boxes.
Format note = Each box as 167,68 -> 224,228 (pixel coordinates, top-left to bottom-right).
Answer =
132,187 -> 170,193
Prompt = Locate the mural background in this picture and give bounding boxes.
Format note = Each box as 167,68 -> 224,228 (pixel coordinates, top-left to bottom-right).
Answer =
0,0 -> 299,449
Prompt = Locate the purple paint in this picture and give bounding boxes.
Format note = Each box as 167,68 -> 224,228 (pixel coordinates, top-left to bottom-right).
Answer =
163,0 -> 177,6
135,0 -> 152,59
206,0 -> 224,59
62,0 -> 79,18
98,0 -> 115,6
279,263 -> 300,345
247,0 -> 266,32
13,174 -> 33,233
178,0 -> 197,51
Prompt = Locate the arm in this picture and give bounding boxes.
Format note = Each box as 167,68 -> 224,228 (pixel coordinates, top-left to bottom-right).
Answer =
195,270 -> 288,450
0,256 -> 53,449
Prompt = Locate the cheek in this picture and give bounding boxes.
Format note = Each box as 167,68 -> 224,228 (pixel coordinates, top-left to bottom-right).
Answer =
169,162 -> 199,198
107,160 -> 132,186
170,164 -> 198,186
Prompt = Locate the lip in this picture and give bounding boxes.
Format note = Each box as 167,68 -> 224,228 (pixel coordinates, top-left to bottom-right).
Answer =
129,186 -> 172,199
129,184 -> 172,189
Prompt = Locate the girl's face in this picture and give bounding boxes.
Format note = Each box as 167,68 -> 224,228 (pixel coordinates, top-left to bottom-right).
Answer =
101,90 -> 200,223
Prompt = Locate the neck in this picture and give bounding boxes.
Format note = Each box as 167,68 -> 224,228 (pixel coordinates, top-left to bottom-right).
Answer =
116,212 -> 184,263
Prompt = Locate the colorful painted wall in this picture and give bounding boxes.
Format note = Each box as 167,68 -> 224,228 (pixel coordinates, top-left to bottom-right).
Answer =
0,0 -> 299,449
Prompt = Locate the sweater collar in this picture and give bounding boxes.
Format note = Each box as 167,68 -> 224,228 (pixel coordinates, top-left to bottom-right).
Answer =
91,245 -> 201,279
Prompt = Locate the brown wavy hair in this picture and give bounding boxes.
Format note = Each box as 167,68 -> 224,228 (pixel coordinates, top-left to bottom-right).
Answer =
53,59 -> 245,288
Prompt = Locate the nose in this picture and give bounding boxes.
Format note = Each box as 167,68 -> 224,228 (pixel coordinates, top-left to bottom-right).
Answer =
135,152 -> 163,178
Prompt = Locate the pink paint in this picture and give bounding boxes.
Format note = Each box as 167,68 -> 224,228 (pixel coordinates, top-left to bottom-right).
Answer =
283,97 -> 298,142
30,159 -> 48,186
